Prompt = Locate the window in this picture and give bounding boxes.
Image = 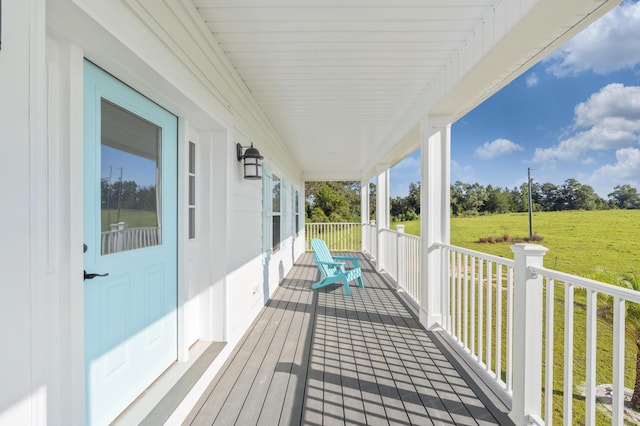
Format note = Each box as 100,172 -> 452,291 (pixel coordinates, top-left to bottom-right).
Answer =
294,189 -> 300,236
272,174 -> 281,252
100,99 -> 161,254
188,142 -> 196,239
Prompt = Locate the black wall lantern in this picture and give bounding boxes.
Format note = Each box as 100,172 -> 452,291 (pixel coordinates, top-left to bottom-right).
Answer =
236,143 -> 264,180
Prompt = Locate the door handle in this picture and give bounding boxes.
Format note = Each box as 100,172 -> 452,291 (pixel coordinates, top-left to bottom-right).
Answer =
83,244 -> 108,280
84,271 -> 109,280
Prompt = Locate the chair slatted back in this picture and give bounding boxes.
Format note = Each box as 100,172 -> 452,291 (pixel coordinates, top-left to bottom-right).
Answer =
311,238 -> 338,278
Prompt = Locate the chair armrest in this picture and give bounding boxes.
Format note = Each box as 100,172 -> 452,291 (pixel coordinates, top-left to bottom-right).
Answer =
332,256 -> 360,267
314,260 -> 344,267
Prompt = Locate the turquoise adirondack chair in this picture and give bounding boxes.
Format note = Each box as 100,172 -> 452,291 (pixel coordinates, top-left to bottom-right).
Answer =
310,238 -> 364,296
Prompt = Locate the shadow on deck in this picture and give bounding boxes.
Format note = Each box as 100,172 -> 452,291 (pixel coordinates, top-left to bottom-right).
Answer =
184,253 -> 512,425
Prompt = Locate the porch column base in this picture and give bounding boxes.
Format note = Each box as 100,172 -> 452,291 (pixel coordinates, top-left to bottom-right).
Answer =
420,308 -> 444,331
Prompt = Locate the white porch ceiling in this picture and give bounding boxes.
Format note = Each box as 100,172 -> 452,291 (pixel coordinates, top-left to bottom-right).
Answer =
193,0 -> 618,181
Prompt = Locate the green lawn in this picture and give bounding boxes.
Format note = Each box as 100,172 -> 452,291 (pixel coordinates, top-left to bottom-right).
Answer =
394,210 -> 640,425
395,210 -> 640,276
101,209 -> 158,232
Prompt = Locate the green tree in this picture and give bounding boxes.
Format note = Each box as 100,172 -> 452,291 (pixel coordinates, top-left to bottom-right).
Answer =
609,184 -> 640,209
450,181 -> 465,216
305,181 -> 363,222
537,182 -> 561,211
484,185 -> 511,214
509,185 -> 527,212
369,182 -> 377,221
451,181 -> 488,216
408,182 -> 421,214
558,178 -> 601,211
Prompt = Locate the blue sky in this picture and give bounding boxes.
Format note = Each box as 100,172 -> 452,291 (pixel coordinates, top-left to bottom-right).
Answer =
102,145 -> 157,188
390,0 -> 640,198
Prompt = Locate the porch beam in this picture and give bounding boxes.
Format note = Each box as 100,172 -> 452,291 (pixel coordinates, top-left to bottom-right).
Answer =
419,117 -> 451,329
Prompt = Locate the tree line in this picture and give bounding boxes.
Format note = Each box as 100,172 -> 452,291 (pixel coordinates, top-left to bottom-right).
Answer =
392,179 -> 640,220
305,181 -> 376,222
101,179 -> 157,212
305,179 -> 640,223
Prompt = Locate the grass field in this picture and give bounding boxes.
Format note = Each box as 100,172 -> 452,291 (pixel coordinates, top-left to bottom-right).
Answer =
394,210 -> 640,425
395,210 -> 640,277
101,209 -> 157,231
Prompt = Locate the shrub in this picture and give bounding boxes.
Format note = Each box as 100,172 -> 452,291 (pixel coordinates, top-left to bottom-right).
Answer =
477,233 -> 544,244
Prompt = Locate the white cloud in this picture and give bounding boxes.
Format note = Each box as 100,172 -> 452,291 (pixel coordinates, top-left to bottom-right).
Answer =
588,147 -> 640,194
533,127 -> 636,162
475,138 -> 524,159
526,72 -> 539,88
544,1 -> 640,77
573,83 -> 640,129
451,160 -> 476,183
533,84 -> 640,163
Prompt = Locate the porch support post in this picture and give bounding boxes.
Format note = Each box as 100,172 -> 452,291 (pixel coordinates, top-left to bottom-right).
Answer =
376,167 -> 390,272
375,167 -> 390,229
509,244 -> 548,425
360,180 -> 370,224
419,117 -> 451,329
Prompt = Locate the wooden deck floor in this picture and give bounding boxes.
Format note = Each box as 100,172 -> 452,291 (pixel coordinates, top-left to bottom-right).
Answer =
184,253 -> 512,426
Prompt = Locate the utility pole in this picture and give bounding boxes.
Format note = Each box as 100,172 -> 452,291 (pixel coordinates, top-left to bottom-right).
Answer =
116,167 -> 123,224
528,167 -> 533,239
106,166 -> 113,227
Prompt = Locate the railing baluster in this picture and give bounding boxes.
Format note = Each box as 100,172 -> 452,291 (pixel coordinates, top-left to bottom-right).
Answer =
450,250 -> 457,334
563,284 -> 574,425
485,260 -> 492,372
463,254 -> 469,347
585,288 -> 596,426
612,296 -> 625,425
506,265 -> 513,393
495,263 -> 503,385
478,258 -> 484,364
458,252 -> 463,342
470,256 -> 476,356
545,278 -> 555,426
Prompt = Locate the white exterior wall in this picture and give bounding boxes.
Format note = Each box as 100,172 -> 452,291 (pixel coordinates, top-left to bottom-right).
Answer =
0,1 -> 305,424
0,1 -> 41,424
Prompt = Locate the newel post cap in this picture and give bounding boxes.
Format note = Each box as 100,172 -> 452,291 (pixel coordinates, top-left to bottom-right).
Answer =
510,243 -> 548,257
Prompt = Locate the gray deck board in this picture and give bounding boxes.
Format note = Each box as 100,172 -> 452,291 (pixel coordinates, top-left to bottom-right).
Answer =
185,253 -> 513,426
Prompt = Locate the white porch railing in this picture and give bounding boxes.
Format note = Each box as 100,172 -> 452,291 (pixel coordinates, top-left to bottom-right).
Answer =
436,243 -> 516,396
437,243 -> 640,425
362,223 -> 377,260
305,222 -> 362,252
528,265 -> 640,425
101,225 -> 160,254
378,228 -> 421,305
306,222 -> 640,424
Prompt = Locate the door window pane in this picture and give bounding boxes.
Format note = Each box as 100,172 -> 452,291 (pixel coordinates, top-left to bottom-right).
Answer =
100,99 -> 162,254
